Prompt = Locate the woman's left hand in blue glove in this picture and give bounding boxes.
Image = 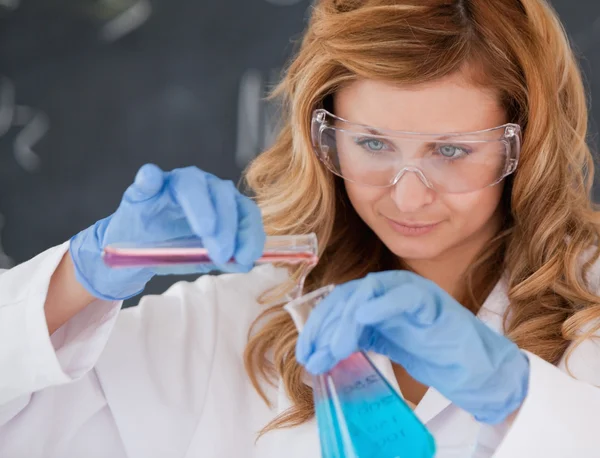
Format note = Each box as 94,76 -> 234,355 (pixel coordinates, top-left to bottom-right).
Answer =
296,270 -> 530,425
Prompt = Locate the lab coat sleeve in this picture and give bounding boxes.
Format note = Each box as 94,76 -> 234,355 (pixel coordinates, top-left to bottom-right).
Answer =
490,350 -> 600,457
0,242 -> 121,425
0,241 -> 231,458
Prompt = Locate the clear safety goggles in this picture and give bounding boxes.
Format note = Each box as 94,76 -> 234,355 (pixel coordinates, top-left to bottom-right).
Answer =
310,109 -> 521,194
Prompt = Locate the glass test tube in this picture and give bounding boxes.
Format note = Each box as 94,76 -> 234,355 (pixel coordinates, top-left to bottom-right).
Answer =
102,233 -> 319,268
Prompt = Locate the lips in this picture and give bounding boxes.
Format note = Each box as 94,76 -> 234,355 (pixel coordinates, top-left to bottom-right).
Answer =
388,219 -> 439,228
384,217 -> 441,236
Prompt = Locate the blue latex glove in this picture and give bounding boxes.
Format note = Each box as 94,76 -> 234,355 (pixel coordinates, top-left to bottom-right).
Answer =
296,271 -> 530,425
69,164 -> 266,301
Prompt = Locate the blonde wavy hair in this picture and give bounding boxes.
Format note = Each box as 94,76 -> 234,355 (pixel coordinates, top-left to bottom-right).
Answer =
243,0 -> 600,434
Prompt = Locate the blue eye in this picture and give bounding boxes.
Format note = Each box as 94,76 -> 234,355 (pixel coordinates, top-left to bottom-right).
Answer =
354,137 -> 389,154
438,145 -> 470,158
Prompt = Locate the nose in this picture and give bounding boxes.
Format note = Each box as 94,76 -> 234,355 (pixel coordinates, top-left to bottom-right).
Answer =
390,169 -> 435,212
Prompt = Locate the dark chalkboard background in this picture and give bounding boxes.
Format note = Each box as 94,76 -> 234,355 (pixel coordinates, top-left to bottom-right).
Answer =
0,0 -> 599,301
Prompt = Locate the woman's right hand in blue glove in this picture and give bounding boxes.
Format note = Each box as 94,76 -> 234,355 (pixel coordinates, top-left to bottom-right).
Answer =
69,164 -> 266,301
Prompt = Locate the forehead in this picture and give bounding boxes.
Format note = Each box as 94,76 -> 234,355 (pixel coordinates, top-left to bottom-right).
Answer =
333,74 -> 507,134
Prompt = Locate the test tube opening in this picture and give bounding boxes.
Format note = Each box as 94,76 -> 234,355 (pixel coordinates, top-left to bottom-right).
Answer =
262,233 -> 318,256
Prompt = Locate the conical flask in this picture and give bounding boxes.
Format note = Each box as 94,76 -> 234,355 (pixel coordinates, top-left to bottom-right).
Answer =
285,286 -> 436,458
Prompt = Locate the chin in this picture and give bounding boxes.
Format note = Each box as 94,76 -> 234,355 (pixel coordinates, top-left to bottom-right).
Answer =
386,242 -> 443,261
382,237 -> 449,262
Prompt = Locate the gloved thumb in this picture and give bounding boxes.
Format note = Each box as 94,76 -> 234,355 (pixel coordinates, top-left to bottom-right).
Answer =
123,163 -> 166,202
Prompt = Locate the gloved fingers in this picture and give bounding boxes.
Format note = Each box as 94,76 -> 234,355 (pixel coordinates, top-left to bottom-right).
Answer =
372,339 -> 420,375
364,270 -> 421,295
232,193 -> 266,268
295,281 -> 358,365
355,282 -> 440,328
169,167 -> 217,239
327,270 -> 437,350
328,276 -> 380,361
123,163 -> 166,203
200,175 -> 238,265
304,348 -> 337,375
309,303 -> 350,355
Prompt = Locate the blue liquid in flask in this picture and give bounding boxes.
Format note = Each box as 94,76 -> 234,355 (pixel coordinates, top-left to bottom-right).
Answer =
312,352 -> 436,458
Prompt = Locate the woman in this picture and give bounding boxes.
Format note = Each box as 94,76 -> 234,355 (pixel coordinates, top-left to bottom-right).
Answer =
2,0 -> 600,456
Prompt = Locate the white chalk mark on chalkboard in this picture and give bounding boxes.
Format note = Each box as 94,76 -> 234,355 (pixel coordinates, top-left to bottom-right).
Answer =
100,0 -> 152,42
0,214 -> 14,269
573,15 -> 600,52
235,69 -> 264,168
0,0 -> 19,11
0,76 -> 16,137
235,68 -> 282,168
14,111 -> 49,172
262,103 -> 279,153
0,76 -> 49,172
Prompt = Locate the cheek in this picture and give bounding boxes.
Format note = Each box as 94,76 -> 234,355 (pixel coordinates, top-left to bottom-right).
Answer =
442,185 -> 504,227
344,182 -> 385,218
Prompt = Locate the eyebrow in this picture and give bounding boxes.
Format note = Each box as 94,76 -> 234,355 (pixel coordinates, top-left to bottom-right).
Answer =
363,126 -> 455,142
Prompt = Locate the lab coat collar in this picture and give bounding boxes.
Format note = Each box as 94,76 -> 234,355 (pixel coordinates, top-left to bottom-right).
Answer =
476,273 -> 510,334
276,273 -> 511,428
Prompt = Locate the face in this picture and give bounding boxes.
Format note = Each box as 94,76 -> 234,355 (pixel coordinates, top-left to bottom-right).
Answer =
334,74 -> 508,271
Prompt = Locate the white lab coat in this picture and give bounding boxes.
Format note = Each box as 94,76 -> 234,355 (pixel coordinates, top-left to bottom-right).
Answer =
1,242 -> 600,458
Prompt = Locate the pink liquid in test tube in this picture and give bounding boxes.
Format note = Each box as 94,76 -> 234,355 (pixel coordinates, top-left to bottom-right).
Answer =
102,234 -> 319,268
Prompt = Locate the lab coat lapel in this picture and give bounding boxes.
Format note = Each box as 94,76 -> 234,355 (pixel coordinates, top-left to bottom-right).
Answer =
476,274 -> 510,334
